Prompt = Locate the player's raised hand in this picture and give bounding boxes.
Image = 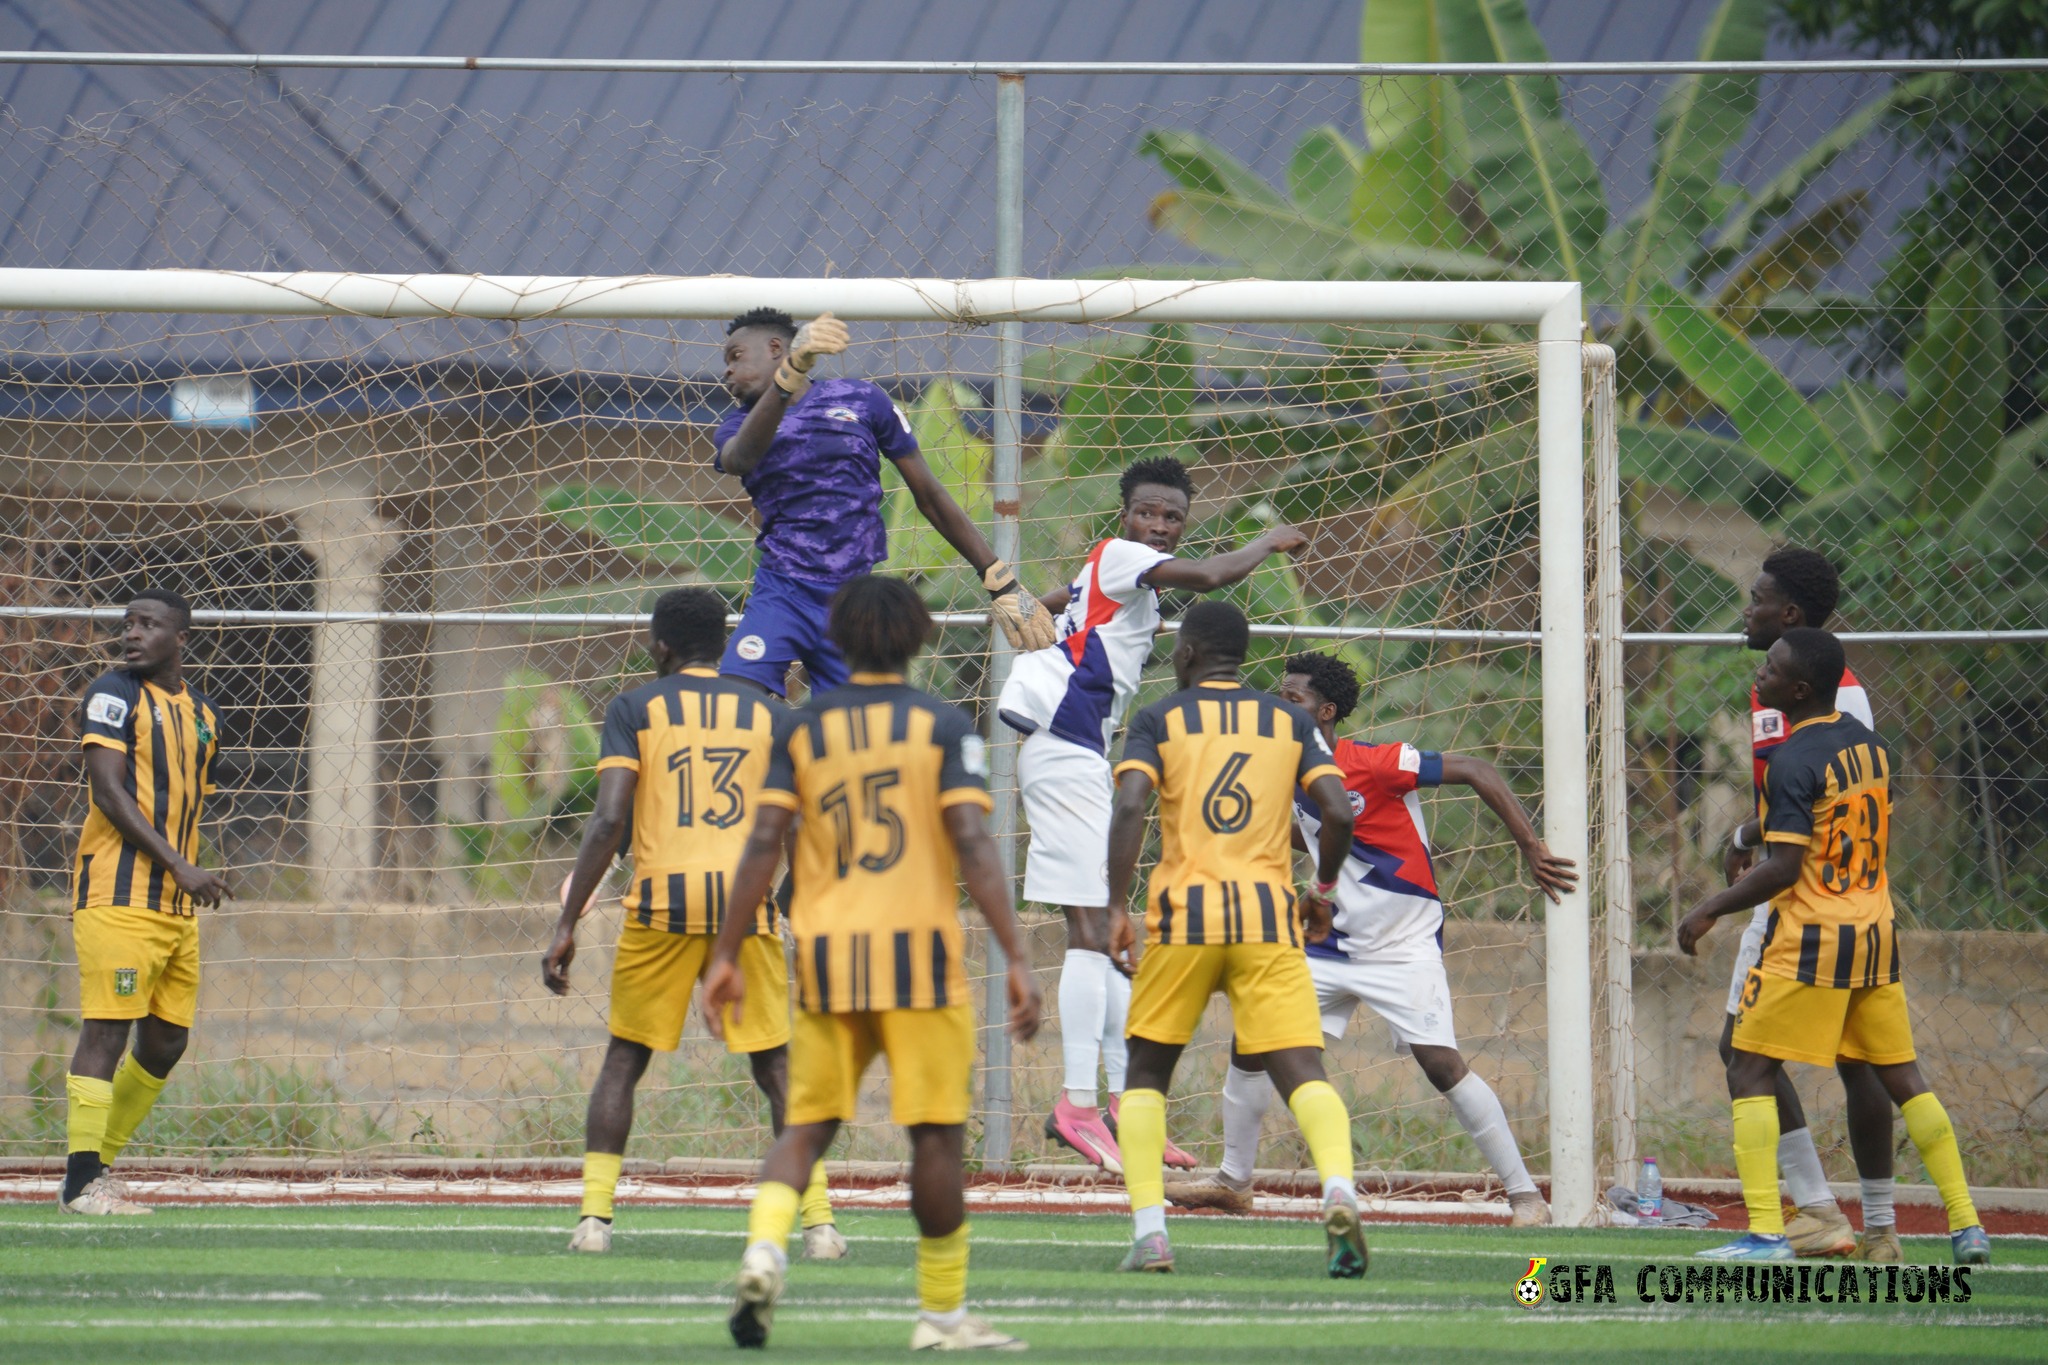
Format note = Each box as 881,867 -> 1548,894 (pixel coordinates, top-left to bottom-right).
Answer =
701,956 -> 745,1041
1263,523 -> 1309,556
984,559 -> 1058,651
1519,840 -> 1579,905
773,313 -> 849,399
1006,959 -> 1043,1042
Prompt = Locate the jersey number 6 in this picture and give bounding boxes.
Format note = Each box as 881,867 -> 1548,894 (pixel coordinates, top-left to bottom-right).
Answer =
1202,751 -> 1256,835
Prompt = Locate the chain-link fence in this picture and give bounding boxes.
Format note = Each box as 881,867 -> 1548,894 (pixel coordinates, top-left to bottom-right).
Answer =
0,32 -> 2043,1198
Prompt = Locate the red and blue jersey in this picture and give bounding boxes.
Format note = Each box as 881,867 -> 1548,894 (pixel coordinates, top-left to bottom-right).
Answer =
1293,737 -> 1446,964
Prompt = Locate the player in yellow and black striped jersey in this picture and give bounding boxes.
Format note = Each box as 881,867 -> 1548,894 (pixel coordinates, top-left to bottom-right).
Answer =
541,588 -> 837,1256
1103,600 -> 1370,1278
62,588 -> 231,1215
1679,627 -> 1990,1265
705,575 -> 1041,1352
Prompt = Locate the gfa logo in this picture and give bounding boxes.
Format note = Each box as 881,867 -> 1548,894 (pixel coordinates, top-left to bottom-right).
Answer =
1514,1256 -> 1547,1307
114,967 -> 138,997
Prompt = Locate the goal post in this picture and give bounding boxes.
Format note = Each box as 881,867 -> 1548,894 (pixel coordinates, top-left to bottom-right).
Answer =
0,270 -> 1602,1225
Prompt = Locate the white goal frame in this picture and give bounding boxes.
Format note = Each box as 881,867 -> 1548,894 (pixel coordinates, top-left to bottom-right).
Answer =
0,270 -> 1598,1224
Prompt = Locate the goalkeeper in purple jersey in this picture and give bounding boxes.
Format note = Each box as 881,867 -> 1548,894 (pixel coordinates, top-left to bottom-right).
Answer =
713,308 -> 1056,696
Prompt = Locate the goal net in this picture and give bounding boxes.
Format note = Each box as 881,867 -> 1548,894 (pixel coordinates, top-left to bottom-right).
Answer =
0,273 -> 1605,1218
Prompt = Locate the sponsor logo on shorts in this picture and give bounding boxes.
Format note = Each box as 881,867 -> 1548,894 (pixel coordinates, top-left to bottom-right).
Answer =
114,967 -> 138,997
736,635 -> 767,661
86,693 -> 129,727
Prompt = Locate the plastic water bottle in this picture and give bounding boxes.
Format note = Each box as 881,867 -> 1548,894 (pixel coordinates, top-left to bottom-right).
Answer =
1639,1157 -> 1663,1219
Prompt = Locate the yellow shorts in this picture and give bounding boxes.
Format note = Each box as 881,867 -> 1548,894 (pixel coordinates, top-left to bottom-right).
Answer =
608,926 -> 791,1055
74,903 -> 200,1027
1731,970 -> 1917,1067
785,1003 -> 975,1127
1127,940 -> 1324,1054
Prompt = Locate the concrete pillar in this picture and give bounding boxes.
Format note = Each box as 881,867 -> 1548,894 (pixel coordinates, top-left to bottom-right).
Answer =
296,497 -> 393,904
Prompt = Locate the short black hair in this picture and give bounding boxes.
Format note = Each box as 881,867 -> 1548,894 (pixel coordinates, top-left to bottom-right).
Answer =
129,587 -> 192,630
1282,651 -> 1360,723
828,575 -> 930,674
1178,599 -> 1249,662
1760,546 -> 1842,628
651,587 -> 728,662
1777,626 -> 1845,704
1119,455 -> 1196,507
726,307 -> 797,341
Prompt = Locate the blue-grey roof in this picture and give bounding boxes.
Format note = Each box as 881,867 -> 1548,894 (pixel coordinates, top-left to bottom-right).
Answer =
0,0 -> 1921,391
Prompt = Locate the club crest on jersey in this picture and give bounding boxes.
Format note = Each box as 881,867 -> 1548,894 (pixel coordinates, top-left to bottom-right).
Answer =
196,717 -> 213,746
114,967 -> 138,997
825,406 -> 861,423
959,735 -> 988,778
1513,1256 -> 1547,1307
86,693 -> 129,727
1753,710 -> 1784,742
735,635 -> 767,662
1347,791 -> 1366,817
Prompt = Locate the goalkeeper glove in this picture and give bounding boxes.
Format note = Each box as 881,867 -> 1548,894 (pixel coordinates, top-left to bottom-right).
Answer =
772,312 -> 850,400
984,559 -> 1058,651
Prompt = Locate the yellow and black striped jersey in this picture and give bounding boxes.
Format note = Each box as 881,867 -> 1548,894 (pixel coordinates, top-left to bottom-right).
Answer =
598,666 -> 784,936
1113,680 -> 1342,947
73,669 -> 221,917
1756,711 -> 1899,987
760,672 -> 991,1013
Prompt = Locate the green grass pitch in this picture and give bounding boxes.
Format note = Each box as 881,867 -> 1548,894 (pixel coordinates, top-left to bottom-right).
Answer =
1,1203 -> 2044,1362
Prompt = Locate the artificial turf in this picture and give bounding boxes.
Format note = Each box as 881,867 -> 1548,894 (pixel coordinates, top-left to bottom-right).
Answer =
0,1202 -> 2042,1363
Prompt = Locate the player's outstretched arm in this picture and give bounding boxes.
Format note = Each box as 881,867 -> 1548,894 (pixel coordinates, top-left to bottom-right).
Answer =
1439,754 -> 1579,905
85,746 -> 230,907
1677,842 -> 1804,956
543,767 -> 636,995
892,453 -> 1058,650
701,804 -> 797,1038
716,314 -> 849,476
1104,769 -> 1152,978
944,802 -> 1043,1041
1144,523 -> 1308,594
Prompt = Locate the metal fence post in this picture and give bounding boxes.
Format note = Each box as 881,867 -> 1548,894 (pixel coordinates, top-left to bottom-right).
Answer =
981,70 -> 1026,1170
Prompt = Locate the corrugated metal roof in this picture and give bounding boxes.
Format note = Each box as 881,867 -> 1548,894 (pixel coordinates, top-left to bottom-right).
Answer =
0,0 -> 1925,382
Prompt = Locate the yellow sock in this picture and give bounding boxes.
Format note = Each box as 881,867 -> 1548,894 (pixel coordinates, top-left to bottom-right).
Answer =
1118,1088 -> 1167,1212
746,1180 -> 802,1250
1285,1080 -> 1355,1188
1901,1092 -> 1979,1232
581,1150 -> 624,1221
100,1055 -> 168,1165
916,1223 -> 970,1315
66,1074 -> 113,1159
1731,1094 -> 1784,1235
799,1158 -> 834,1228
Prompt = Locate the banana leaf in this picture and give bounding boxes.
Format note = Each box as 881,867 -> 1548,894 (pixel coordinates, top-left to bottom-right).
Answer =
1354,0 -> 1463,247
1147,189 -> 1513,280
886,380 -> 991,585
1955,415 -> 2048,551
1618,423 -> 1801,524
1050,325 -> 1196,480
1620,0 -> 1767,308
540,484 -> 755,585
1714,192 -> 1869,324
1883,247 -> 2007,519
1288,125 -> 1364,226
1643,281 -> 1853,495
1136,128 -> 1291,210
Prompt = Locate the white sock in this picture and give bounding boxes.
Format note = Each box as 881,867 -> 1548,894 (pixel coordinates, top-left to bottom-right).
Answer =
920,1306 -> 967,1330
1323,1174 -> 1357,1203
1101,963 -> 1131,1094
1778,1127 -> 1836,1209
745,1240 -> 789,1271
1444,1071 -> 1538,1197
1860,1176 -> 1896,1229
1217,1064 -> 1273,1185
1059,949 -> 1110,1108
1132,1203 -> 1166,1239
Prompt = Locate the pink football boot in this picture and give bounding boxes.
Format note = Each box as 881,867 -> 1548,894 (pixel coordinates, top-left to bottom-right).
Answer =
1044,1095 -> 1123,1174
1106,1093 -> 1200,1170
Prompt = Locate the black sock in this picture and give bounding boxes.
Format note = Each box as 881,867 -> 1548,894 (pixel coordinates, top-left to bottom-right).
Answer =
62,1150 -> 104,1204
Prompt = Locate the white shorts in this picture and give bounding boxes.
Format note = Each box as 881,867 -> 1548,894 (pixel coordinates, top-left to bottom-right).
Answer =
1018,730 -> 1112,908
1724,906 -> 1772,1015
1309,951 -> 1458,1053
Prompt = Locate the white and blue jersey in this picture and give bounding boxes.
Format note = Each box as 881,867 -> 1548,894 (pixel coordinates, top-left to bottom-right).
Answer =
1294,738 -> 1448,965
997,536 -> 1172,755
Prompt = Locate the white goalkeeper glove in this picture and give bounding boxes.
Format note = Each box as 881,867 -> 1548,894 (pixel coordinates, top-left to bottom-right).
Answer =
984,560 -> 1058,651
772,312 -> 850,400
